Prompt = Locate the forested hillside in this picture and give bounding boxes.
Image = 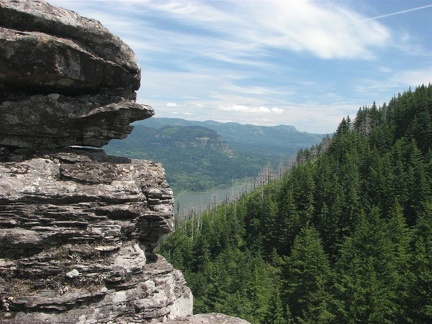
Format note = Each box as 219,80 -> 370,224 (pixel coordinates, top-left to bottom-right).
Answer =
104,118 -> 323,194
105,120 -> 324,192
157,85 -> 432,323
135,118 -> 324,157
105,125 -> 262,191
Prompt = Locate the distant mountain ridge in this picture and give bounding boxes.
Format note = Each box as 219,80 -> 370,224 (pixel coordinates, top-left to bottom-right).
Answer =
135,118 -> 325,156
105,118 -> 325,192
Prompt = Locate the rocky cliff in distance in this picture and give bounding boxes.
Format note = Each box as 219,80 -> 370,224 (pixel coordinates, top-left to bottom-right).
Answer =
0,1 -> 248,323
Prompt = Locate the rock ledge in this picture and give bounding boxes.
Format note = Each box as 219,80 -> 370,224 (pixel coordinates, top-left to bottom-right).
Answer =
0,0 -> 152,149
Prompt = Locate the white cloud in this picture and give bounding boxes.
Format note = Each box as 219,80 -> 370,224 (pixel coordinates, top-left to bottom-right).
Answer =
57,0 -> 391,62
392,69 -> 432,87
219,104 -> 263,113
139,0 -> 390,61
256,106 -> 271,113
218,105 -> 285,114
171,111 -> 193,116
220,104 -> 254,113
243,0 -> 390,60
47,0 -> 430,134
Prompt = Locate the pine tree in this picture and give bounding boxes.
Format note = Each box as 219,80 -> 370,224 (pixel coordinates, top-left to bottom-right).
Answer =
264,288 -> 285,324
276,184 -> 301,256
282,226 -> 334,322
333,208 -> 402,323
404,202 -> 432,323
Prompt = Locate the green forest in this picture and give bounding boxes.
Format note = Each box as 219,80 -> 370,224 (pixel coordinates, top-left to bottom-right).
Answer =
157,84 -> 432,323
105,120 -> 324,193
106,125 -> 259,192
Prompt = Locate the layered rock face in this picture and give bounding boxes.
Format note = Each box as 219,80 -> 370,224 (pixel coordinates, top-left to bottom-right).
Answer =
0,150 -> 192,323
0,1 -> 250,323
0,0 -> 194,322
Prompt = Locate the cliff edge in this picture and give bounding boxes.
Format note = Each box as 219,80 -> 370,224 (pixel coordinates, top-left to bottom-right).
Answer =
0,0 -> 151,149
0,0 -> 193,322
0,0 -> 247,324
0,1 -> 249,323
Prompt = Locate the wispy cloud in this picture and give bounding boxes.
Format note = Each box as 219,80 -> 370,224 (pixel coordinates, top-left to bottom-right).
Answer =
356,68 -> 432,96
52,0 -> 391,62
218,104 -> 284,114
47,0 -> 432,133
392,69 -> 432,87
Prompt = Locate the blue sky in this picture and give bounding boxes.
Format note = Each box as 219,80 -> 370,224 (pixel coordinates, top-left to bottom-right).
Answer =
49,0 -> 432,133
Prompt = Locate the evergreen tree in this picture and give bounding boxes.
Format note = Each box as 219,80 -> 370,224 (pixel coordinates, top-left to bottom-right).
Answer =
333,208 -> 402,323
157,85 -> 432,324
282,226 -> 334,323
276,183 -> 301,256
264,288 -> 285,324
404,202 -> 432,323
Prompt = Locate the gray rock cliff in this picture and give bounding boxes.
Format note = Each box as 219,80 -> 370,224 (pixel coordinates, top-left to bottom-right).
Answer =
0,0 -> 193,322
0,152 -> 193,323
0,147 -> 195,323
0,1 -> 250,323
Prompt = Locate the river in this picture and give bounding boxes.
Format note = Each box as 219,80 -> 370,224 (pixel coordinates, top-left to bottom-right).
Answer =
174,179 -> 256,221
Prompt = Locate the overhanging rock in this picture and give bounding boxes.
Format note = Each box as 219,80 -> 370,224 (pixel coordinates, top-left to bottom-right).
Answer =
0,0 -> 151,149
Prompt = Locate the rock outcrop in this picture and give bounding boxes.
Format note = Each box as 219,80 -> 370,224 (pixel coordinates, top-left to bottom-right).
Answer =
0,1 -> 250,323
0,0 -> 153,149
165,313 -> 251,324
0,147 -> 194,323
0,0 -> 193,322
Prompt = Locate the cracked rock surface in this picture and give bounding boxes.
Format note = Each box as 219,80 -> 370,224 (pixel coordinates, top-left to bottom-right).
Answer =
0,148 -> 193,323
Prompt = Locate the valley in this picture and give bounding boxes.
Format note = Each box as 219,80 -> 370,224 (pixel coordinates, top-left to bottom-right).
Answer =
174,178 -> 255,221
104,118 -> 324,194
